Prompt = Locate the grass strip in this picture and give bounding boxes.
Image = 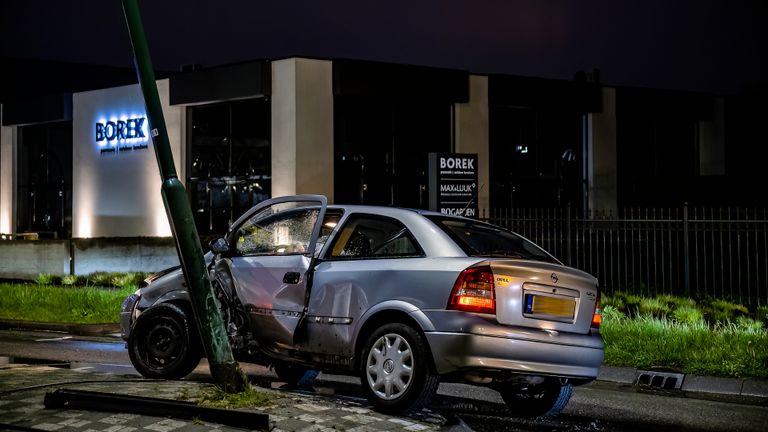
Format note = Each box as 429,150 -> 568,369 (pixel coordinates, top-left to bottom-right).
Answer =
0,283 -> 134,324
602,314 -> 768,379
196,383 -> 277,409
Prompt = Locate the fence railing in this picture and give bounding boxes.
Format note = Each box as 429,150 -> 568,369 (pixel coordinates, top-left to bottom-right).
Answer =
487,206 -> 768,307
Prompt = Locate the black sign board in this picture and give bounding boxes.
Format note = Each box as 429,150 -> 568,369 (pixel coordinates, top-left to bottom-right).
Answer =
428,153 -> 479,218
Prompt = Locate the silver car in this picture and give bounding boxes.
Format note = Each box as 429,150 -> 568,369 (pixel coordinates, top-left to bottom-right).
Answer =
121,195 -> 603,416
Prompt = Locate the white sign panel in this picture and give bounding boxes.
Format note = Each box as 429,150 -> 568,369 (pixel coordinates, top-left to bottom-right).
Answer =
428,153 -> 479,218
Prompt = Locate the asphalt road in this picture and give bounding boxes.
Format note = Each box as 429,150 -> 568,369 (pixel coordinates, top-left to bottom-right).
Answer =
1,329 -> 767,432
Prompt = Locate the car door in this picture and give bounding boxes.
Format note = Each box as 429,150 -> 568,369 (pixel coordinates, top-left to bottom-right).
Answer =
306,213 -> 427,357
224,195 -> 327,347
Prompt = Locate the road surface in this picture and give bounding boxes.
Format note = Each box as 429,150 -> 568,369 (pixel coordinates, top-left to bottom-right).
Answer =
1,329 -> 766,431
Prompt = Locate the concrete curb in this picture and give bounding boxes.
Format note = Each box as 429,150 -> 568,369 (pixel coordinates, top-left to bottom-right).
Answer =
597,365 -> 768,403
0,320 -> 119,336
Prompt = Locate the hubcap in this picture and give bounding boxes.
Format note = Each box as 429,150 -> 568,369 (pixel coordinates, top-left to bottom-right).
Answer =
366,333 -> 413,400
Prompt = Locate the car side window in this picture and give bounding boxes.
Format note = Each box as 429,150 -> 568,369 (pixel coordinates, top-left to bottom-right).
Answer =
315,209 -> 344,255
327,214 -> 423,259
235,207 -> 318,256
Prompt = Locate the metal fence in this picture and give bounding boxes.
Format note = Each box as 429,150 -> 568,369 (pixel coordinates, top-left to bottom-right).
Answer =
487,206 -> 768,307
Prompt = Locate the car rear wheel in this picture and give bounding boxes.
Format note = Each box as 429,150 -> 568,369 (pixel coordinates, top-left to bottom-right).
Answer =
128,303 -> 201,379
272,363 -> 319,387
499,381 -> 573,417
360,323 -> 439,413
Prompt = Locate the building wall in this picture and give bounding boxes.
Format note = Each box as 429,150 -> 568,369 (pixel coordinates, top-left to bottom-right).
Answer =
0,240 -> 69,279
271,58 -> 334,201
588,87 -> 618,211
0,105 -> 15,234
699,97 -> 725,176
72,79 -> 183,238
72,237 -> 178,275
0,238 -> 179,279
455,75 -> 490,217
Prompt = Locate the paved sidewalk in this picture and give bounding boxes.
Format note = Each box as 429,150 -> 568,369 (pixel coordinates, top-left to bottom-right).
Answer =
0,365 -> 447,432
2,363 -> 767,432
1,323 -> 767,431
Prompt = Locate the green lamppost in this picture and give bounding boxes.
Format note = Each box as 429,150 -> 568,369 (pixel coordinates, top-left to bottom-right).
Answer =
120,0 -> 245,392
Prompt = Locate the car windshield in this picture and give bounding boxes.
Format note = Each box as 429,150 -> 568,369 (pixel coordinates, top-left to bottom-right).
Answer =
426,216 -> 558,263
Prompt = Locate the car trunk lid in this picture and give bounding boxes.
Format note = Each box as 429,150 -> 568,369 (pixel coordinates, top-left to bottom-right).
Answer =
488,260 -> 599,334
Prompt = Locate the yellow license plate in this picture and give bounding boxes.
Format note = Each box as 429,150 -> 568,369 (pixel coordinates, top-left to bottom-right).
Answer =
531,296 -> 575,318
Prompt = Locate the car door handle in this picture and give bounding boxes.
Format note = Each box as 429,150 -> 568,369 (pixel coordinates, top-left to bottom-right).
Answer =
283,272 -> 301,284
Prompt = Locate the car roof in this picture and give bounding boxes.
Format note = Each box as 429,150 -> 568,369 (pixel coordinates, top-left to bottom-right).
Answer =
326,204 -> 461,218
230,199 -> 478,258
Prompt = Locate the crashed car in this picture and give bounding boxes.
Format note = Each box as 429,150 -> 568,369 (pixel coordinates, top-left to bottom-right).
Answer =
121,195 -> 603,415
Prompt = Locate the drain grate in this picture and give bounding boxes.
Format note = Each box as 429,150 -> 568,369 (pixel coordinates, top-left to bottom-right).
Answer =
634,370 -> 685,390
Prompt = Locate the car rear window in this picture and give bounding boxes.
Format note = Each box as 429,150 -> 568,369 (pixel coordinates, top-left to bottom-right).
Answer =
426,216 -> 558,263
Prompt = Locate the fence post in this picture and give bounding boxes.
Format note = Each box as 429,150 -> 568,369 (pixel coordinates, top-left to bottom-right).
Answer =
683,202 -> 691,297
567,204 -> 572,266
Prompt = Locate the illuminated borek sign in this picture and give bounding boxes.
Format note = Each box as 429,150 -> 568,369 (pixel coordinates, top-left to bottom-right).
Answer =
96,115 -> 149,154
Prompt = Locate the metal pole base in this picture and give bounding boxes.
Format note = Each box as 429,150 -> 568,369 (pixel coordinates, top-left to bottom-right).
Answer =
210,361 -> 247,393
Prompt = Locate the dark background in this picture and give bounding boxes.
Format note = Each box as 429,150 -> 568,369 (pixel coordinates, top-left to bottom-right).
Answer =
1,0 -> 765,96
2,0 -> 767,215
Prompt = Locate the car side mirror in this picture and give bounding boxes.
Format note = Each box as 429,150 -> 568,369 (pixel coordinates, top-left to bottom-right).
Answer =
209,237 -> 230,254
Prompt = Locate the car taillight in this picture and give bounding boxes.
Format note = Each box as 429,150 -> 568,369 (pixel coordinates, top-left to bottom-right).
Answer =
448,266 -> 496,314
591,292 -> 602,330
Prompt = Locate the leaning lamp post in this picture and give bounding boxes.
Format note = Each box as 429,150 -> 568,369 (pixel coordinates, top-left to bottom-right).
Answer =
120,0 -> 245,392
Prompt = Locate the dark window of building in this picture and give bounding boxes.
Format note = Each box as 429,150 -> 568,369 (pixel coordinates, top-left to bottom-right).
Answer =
489,106 -> 584,209
187,98 -> 270,236
16,121 -> 73,239
722,96 -> 768,207
616,89 -> 704,207
334,97 -> 452,208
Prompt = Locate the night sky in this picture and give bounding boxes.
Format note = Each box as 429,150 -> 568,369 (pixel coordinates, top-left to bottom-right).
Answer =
1,0 -> 765,95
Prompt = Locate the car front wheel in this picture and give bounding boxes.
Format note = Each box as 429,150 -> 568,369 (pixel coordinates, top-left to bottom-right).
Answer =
499,381 -> 573,417
128,303 -> 201,379
359,323 -> 439,413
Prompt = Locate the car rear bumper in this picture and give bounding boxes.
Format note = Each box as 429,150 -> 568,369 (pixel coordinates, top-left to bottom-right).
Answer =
425,331 -> 603,379
421,310 -> 604,379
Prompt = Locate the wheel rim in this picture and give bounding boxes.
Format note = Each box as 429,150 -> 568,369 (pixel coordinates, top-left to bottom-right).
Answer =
365,333 -> 414,401
140,317 -> 184,370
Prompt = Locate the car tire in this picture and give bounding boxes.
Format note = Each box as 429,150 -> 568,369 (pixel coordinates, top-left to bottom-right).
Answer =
128,303 -> 201,380
273,363 -> 320,387
499,381 -> 573,417
359,323 -> 439,414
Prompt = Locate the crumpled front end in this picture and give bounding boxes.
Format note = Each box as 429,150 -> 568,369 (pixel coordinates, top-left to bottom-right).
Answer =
119,265 -> 189,341
119,291 -> 140,341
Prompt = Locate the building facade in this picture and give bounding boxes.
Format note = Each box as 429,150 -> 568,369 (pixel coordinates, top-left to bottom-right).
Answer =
0,57 -> 738,278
